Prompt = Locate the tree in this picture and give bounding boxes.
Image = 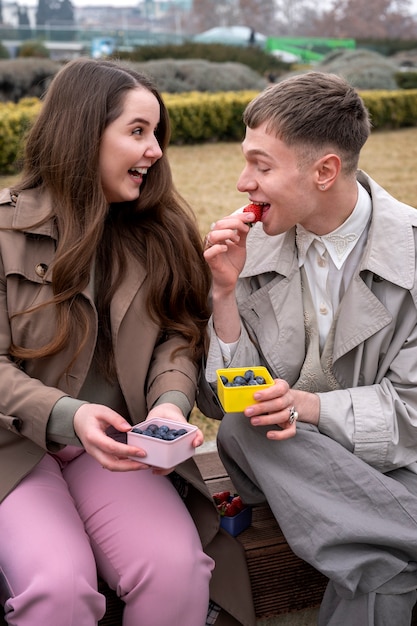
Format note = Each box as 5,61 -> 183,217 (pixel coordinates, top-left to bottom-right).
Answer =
238,0 -> 276,35
307,0 -> 417,39
190,0 -> 240,31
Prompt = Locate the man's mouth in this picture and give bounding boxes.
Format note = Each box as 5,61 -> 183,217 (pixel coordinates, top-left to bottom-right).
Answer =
251,201 -> 271,215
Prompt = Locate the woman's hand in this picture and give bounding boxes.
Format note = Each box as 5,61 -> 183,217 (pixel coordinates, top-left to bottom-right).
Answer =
243,379 -> 320,440
73,403 -> 151,472
145,403 -> 204,475
74,402 -> 204,475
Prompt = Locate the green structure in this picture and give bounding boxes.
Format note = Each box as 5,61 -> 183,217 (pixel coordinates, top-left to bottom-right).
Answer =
266,36 -> 356,62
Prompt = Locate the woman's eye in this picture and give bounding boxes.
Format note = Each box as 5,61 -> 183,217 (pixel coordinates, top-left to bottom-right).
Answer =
133,127 -> 143,136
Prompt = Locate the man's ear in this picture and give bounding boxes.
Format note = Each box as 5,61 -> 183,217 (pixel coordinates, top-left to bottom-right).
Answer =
315,153 -> 341,190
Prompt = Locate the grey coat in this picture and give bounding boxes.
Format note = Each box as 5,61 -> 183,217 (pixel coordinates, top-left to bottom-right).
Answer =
199,171 -> 417,474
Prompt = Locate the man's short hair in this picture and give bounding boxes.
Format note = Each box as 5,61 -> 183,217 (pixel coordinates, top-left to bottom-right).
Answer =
243,71 -> 371,174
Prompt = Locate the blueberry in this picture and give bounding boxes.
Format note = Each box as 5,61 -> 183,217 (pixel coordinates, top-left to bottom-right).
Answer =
233,375 -> 247,386
255,376 -> 266,385
220,375 -> 228,385
244,369 -> 255,382
133,423 -> 190,440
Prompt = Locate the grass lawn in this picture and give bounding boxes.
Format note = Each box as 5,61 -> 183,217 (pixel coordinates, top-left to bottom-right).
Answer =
168,127 -> 417,239
1,127 -> 417,441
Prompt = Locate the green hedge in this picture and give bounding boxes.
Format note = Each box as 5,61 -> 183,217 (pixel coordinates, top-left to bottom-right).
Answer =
0,97 -> 41,174
1,89 -> 417,175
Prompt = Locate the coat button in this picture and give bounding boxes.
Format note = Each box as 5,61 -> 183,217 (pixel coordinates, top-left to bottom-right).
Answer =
35,263 -> 48,278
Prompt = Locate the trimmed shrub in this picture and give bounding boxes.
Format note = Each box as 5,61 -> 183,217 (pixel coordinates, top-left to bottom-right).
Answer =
0,58 -> 60,102
395,71 -> 417,90
363,89 -> 417,129
164,91 -> 256,143
116,42 -> 288,76
128,59 -> 267,93
0,98 -> 41,173
317,49 -> 400,90
1,88 -> 417,174
18,41 -> 50,59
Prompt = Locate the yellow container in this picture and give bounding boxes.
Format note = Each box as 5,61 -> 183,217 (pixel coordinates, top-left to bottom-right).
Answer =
216,366 -> 274,413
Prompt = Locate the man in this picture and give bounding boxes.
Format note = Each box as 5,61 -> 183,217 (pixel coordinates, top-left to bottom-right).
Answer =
198,71 -> 417,625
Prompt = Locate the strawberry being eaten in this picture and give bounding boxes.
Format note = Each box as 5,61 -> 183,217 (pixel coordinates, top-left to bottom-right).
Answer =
243,203 -> 263,225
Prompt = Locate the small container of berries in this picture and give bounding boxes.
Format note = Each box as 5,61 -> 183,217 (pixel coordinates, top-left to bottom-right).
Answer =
213,490 -> 252,537
127,417 -> 197,469
216,366 -> 274,412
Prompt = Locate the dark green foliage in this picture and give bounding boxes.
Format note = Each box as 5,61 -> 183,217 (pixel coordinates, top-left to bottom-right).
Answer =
116,42 -> 289,77
395,71 -> 417,90
18,40 -> 50,58
0,43 -> 10,60
357,39 -> 417,57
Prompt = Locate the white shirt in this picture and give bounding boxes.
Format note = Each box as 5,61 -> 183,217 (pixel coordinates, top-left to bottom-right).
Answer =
219,181 -> 372,363
296,181 -> 372,349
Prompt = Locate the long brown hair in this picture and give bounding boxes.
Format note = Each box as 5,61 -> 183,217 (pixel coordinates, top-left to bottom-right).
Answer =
11,57 -> 210,378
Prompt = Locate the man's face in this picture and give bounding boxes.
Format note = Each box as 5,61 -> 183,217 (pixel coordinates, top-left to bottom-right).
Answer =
237,122 -> 321,236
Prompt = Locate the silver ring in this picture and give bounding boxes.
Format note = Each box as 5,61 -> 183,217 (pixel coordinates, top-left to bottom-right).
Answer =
288,406 -> 298,425
204,233 -> 213,249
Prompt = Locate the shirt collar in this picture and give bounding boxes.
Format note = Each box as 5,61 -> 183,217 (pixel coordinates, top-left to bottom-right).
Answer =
296,181 -> 372,270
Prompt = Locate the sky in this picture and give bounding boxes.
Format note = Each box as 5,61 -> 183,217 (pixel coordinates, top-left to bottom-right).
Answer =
63,0 -> 417,6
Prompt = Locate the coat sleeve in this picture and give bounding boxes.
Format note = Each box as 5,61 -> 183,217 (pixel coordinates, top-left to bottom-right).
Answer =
146,331 -> 199,412
197,317 -> 263,420
0,264 -> 67,449
318,316 -> 417,473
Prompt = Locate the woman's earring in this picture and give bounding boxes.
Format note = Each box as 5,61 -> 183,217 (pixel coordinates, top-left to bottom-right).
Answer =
320,184 -> 326,190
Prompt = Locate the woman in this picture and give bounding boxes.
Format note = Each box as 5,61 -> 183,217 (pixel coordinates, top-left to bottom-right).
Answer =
0,58 -> 254,626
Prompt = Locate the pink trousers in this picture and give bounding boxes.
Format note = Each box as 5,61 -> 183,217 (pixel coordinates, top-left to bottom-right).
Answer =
0,450 -> 214,626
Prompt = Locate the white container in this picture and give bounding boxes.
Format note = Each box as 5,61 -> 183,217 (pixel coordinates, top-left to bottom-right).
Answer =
127,417 -> 197,469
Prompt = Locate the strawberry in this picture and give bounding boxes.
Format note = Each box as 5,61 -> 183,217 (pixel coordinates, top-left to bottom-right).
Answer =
217,501 -> 228,516
230,495 -> 245,512
213,490 -> 231,505
243,203 -> 263,224
223,495 -> 246,517
214,492 -> 247,516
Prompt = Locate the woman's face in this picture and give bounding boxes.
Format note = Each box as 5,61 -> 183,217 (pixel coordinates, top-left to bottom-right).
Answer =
99,87 -> 163,204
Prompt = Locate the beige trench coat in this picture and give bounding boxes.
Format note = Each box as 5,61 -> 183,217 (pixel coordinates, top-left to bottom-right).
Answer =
199,171 -> 417,475
0,187 -> 255,626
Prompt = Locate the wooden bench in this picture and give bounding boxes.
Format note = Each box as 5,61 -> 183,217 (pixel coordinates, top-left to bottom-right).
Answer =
96,449 -> 417,625
195,450 -> 328,620
2,449 -> 417,625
